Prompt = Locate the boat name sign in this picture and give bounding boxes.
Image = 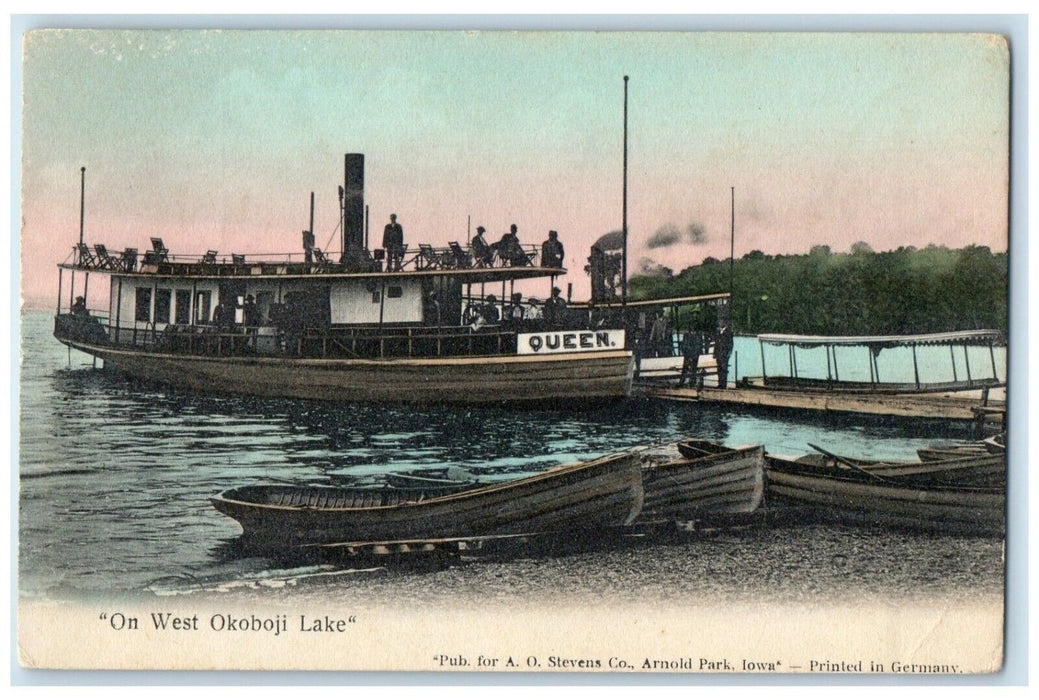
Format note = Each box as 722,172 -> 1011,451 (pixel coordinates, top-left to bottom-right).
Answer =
517,329 -> 625,355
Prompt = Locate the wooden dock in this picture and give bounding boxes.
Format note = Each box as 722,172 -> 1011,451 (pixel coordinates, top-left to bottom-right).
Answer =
647,385 -> 1006,423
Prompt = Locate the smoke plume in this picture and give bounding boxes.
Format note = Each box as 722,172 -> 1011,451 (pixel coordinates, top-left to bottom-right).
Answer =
646,221 -> 709,249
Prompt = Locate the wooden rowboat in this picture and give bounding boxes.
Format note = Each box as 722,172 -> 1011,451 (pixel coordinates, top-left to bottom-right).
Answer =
765,454 -> 1005,536
637,439 -> 765,523
916,444 -> 989,462
211,451 -> 644,546
983,433 -> 1006,454
802,445 -> 1005,488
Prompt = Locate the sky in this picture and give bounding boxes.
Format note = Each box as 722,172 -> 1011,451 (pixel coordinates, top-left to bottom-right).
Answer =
19,30 -> 1009,307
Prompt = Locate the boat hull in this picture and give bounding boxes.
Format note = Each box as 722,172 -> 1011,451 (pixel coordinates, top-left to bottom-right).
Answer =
61,338 -> 634,405
801,451 -> 1006,488
638,441 -> 765,522
211,452 -> 645,545
766,456 -> 1005,536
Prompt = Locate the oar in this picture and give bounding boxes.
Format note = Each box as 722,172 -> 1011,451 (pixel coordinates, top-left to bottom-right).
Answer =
807,443 -> 890,482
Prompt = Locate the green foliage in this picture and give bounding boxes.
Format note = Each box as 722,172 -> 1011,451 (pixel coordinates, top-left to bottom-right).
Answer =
628,245 -> 1007,335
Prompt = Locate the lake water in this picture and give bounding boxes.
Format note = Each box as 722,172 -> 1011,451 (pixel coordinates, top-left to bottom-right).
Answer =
17,310 -> 1004,602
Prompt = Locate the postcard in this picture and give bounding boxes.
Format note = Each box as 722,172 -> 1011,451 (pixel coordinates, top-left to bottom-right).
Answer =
16,27 -> 1011,674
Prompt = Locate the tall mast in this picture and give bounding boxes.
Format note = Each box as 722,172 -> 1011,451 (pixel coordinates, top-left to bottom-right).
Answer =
79,166 -> 86,249
729,186 -> 735,295
622,75 -> 629,305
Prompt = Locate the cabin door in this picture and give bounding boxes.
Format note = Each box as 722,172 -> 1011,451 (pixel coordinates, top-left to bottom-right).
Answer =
194,291 -> 212,324
218,282 -> 247,325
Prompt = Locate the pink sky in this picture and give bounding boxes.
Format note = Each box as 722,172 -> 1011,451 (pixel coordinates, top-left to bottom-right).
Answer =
19,31 -> 1009,309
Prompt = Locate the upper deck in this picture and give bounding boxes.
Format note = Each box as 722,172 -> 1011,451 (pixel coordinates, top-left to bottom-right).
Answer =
60,237 -> 566,285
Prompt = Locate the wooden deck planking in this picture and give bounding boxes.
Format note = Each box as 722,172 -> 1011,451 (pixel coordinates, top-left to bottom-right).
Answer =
647,386 -> 1004,421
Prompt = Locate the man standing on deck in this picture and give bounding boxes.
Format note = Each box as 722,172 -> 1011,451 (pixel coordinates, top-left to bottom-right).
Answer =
714,320 -> 734,388
541,230 -> 564,268
543,287 -> 568,326
383,214 -> 405,271
678,329 -> 707,388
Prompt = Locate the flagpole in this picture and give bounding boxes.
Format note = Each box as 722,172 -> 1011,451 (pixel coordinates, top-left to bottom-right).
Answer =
622,75 -> 629,305
729,186 -> 735,295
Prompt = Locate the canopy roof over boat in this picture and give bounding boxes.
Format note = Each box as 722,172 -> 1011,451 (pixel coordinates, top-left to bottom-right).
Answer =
569,293 -> 731,310
758,329 -> 1006,349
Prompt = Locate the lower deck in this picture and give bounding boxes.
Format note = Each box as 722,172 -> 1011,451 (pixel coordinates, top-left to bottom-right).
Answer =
61,334 -> 635,404
646,384 -> 1006,426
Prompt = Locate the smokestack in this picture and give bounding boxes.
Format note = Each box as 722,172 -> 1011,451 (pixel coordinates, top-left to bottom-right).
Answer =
343,154 -> 365,251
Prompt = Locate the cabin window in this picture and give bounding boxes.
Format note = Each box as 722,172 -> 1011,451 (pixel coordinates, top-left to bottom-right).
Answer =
195,291 -> 212,324
371,291 -> 381,304
155,288 -> 172,325
387,286 -> 403,299
174,290 -> 191,324
135,288 -> 152,322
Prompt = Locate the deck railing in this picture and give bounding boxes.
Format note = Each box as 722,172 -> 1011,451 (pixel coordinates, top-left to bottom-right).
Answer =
64,241 -> 556,276
54,312 -> 584,360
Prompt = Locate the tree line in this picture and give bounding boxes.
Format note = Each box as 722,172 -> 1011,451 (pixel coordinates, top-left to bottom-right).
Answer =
627,244 -> 1008,336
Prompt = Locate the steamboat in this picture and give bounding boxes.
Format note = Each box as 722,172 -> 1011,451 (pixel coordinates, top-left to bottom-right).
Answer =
53,154 -> 640,405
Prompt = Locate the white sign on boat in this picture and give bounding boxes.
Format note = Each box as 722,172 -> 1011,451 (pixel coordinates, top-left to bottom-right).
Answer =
517,329 -> 625,355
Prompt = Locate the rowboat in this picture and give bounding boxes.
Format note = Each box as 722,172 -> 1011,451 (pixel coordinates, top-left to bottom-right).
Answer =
804,443 -> 1005,488
916,444 -> 989,462
765,453 -> 1005,536
211,451 -> 645,545
636,439 -> 765,523
983,433 -> 1006,454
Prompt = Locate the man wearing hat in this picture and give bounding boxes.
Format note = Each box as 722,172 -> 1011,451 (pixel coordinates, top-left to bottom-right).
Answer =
541,230 -> 564,268
544,286 -> 567,326
505,291 -> 526,328
471,226 -> 494,266
243,294 -> 258,328
383,213 -> 405,271
481,293 -> 501,325
495,223 -> 528,266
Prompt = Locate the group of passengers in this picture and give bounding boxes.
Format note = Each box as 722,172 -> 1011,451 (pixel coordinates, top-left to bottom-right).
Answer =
465,286 -> 569,330
381,214 -> 565,270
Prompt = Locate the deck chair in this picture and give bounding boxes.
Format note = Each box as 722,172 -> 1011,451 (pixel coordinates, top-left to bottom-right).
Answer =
448,241 -> 472,269
195,249 -> 218,275
94,244 -> 118,270
359,248 -> 380,272
417,244 -> 441,270
504,244 -> 536,267
372,248 -> 386,271
150,237 -> 169,263
312,248 -> 333,272
121,248 -> 138,272
77,243 -> 98,268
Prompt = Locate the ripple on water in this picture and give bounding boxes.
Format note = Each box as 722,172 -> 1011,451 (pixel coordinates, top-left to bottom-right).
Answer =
19,311 -> 1004,600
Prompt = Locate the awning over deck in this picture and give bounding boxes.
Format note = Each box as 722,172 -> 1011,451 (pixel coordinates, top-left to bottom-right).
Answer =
758,329 -> 1005,349
754,328 -> 1005,390
569,293 -> 731,310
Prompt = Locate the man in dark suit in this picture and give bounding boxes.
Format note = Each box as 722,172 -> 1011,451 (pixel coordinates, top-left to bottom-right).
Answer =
383,213 -> 405,271
541,230 -> 564,268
